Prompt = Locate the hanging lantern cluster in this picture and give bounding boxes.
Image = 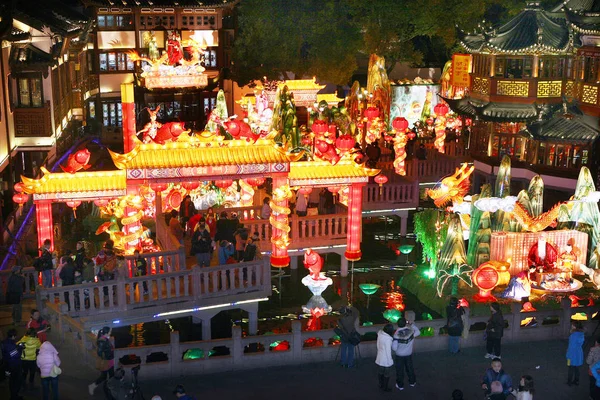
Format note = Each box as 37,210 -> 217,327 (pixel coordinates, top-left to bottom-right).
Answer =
391,117 -> 409,176
12,183 -> 29,208
434,102 -> 449,154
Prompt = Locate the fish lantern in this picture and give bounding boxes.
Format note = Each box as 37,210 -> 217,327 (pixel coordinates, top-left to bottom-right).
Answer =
61,148 -> 92,174
392,117 -> 409,132
311,119 -> 328,135
182,181 -> 200,191
374,174 -> 388,195
14,182 -> 25,193
150,183 -> 168,193
434,103 -> 449,117
214,179 -> 233,189
472,265 -> 499,302
224,120 -> 241,137
94,199 -> 109,208
364,107 -> 379,120
335,135 -> 355,153
66,200 -> 82,218
12,193 -> 29,207
75,148 -> 91,164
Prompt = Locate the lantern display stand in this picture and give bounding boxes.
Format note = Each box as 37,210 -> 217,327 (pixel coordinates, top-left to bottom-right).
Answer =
359,283 -> 381,323
399,244 -> 414,266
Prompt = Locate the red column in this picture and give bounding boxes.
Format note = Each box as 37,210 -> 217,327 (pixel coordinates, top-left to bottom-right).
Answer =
121,83 -> 136,153
35,201 -> 54,253
270,174 -> 291,267
345,183 -> 363,261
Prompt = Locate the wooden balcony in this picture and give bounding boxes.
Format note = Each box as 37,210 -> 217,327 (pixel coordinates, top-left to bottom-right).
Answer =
14,101 -> 53,137
470,75 -> 564,103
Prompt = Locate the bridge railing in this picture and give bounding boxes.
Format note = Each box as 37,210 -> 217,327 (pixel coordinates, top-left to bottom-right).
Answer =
35,260 -> 270,318
94,298 -> 595,378
363,180 -> 419,210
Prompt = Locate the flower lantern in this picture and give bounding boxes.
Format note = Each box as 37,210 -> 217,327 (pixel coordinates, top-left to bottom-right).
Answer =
311,119 -> 328,135
434,102 -> 449,117
392,117 -> 409,132
364,107 -> 380,120
472,265 -> 499,302
12,193 -> 29,207
150,183 -> 168,193
66,200 -> 82,218
374,174 -> 388,195
14,182 -> 25,193
335,135 -> 355,153
94,199 -> 109,208
182,181 -> 200,191
214,179 -> 233,189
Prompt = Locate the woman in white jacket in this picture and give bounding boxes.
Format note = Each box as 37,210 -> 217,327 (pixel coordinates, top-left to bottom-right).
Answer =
36,341 -> 61,400
375,324 -> 395,392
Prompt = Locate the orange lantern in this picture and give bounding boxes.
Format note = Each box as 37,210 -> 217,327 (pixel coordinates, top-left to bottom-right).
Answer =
66,200 -> 82,218
472,265 -> 499,302
214,179 -> 234,189
14,182 -> 25,193
182,181 -> 200,191
13,193 -> 29,207
374,174 -> 388,195
150,183 -> 168,192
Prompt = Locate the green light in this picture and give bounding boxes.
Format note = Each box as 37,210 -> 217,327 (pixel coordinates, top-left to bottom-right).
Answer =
183,348 -> 204,360
424,269 -> 436,279
422,312 -> 433,321
399,244 -> 414,255
362,321 -> 374,326
383,309 -> 402,323
359,283 -> 381,295
420,327 -> 434,337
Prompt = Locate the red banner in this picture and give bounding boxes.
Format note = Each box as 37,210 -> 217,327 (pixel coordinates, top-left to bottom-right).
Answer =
451,54 -> 472,88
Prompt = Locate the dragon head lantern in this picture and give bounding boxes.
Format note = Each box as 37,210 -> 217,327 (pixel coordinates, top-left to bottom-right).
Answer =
426,163 -> 474,208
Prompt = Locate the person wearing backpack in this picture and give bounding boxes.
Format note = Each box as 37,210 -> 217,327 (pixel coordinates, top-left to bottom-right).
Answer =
392,317 -> 421,391
35,239 -> 54,288
18,328 -> 41,390
89,326 -> 114,396
446,297 -> 465,354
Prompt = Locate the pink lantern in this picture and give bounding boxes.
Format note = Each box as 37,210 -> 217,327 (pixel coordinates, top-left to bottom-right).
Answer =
345,184 -> 363,261
298,187 -> 312,198
374,174 -> 388,195
66,200 -> 82,218
14,182 -> 25,193
364,107 -> 379,120
392,117 -> 409,132
434,102 -> 449,117
328,186 -> 341,194
94,199 -> 109,207
12,193 -> 29,207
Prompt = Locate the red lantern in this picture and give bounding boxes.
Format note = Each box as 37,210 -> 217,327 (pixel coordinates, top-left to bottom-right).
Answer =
214,179 -> 233,189
374,174 -> 388,195
434,102 -> 449,117
472,265 -> 499,302
335,135 -> 355,153
14,182 -> 25,193
364,107 -> 379,119
246,177 -> 266,187
298,187 -> 312,198
328,186 -> 341,194
66,200 -> 82,218
311,119 -> 328,134
182,181 -> 200,191
94,199 -> 109,207
407,131 -> 416,140
12,193 -> 29,207
165,189 -> 183,210
392,117 -> 409,132
150,183 -> 168,192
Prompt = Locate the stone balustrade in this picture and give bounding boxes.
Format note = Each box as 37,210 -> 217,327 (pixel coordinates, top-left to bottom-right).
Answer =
41,297 -> 597,378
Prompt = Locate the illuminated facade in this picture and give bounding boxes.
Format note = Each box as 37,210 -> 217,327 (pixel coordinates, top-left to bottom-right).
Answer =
451,0 -> 600,191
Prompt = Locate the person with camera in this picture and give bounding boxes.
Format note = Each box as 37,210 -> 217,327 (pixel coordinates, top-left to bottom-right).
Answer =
336,305 -> 360,368
2,328 -> 24,399
392,317 -> 421,391
89,326 -> 115,396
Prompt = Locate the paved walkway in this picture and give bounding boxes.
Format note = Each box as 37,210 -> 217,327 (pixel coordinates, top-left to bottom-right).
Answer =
0,300 -> 592,399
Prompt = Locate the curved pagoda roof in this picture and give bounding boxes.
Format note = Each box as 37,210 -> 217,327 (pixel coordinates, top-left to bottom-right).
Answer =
288,159 -> 380,187
21,167 -> 127,201
442,96 -> 539,122
458,2 -> 572,55
555,0 -> 600,12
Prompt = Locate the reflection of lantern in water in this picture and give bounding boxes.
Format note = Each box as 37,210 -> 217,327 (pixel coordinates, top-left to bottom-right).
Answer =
472,265 -> 499,302
383,291 -> 405,311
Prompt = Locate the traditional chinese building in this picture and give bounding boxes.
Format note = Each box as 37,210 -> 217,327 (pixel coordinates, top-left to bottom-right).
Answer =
450,0 -> 600,192
0,0 -> 93,218
80,0 -> 236,145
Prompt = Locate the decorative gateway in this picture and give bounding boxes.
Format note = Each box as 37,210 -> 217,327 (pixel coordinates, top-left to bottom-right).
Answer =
129,32 -> 208,90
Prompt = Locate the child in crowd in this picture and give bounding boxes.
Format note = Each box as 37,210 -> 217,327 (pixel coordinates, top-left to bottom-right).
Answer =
481,358 -> 512,397
567,321 -> 585,386
512,375 -> 534,400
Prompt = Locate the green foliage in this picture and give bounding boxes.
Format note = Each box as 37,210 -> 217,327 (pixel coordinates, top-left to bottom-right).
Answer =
570,167 -> 600,268
206,89 -> 228,133
271,86 -> 300,148
414,209 -> 447,275
467,184 -> 491,267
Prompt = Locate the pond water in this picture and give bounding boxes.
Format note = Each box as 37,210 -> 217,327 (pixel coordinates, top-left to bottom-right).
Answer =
112,215 -> 442,348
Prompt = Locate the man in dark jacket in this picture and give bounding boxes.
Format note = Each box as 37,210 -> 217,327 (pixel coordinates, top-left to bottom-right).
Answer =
74,241 -> 86,274
36,239 -> 54,288
485,302 -> 504,359
2,328 -> 24,399
191,223 -> 212,268
60,256 -> 76,310
214,212 -> 229,242
337,306 -> 360,368
446,297 -> 465,354
6,266 -> 25,325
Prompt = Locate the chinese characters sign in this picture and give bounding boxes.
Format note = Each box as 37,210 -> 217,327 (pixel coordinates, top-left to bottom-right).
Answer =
451,54 -> 472,88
